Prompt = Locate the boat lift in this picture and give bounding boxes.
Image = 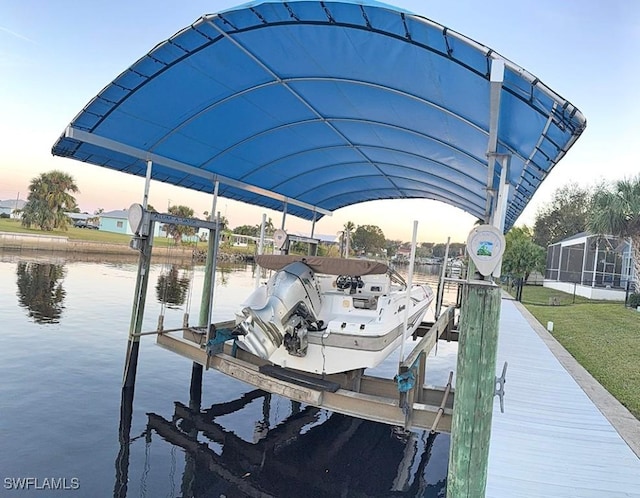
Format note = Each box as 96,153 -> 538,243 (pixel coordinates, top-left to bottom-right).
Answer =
156,307 -> 457,433
123,203 -> 458,433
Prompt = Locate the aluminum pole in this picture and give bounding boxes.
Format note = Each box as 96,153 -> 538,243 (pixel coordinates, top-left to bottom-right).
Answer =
142,160 -> 152,210
398,220 -> 418,369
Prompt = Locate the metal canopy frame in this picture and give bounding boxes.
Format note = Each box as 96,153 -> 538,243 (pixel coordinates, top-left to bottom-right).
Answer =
52,0 -> 586,231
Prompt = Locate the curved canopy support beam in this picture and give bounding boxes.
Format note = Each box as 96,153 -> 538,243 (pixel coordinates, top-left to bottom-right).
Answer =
64,127 -> 332,217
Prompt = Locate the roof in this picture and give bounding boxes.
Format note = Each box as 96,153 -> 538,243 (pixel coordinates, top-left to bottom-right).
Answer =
549,231 -> 589,246
51,0 -> 585,231
551,231 -> 631,252
0,199 -> 26,209
288,230 -> 338,243
101,209 -> 130,219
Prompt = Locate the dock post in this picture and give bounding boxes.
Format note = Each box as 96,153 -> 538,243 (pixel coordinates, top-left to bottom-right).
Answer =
446,280 -> 501,498
122,230 -> 154,389
190,221 -> 216,403
191,190 -> 220,399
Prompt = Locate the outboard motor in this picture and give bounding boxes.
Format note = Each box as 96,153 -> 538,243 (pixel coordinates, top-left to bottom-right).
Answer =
236,262 -> 323,359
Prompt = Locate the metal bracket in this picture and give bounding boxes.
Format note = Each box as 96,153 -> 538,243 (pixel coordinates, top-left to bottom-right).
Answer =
494,361 -> 508,413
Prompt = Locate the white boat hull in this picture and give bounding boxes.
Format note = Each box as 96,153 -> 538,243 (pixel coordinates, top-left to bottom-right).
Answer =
234,258 -> 434,375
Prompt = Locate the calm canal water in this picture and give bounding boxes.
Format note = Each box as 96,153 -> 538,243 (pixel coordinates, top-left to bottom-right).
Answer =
0,250 -> 448,497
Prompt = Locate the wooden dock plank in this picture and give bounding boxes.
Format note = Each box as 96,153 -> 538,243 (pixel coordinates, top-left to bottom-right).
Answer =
485,298 -> 640,498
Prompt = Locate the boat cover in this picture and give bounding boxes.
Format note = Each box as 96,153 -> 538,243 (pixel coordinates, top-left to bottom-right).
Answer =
255,255 -> 389,275
51,0 -> 586,230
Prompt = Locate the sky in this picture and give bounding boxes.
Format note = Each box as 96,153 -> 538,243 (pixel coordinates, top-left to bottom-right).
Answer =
1,0 -> 639,244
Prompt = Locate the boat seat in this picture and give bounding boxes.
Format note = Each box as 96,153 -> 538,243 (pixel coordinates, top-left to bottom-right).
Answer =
352,296 -> 378,310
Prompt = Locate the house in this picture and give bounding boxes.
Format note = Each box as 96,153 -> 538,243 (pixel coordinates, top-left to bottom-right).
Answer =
0,199 -> 26,218
544,232 -> 636,300
395,247 -> 412,260
99,209 -> 162,237
99,210 -> 132,234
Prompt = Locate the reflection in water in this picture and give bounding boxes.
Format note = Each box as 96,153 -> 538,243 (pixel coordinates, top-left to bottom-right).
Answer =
16,262 -> 66,323
156,265 -> 191,308
114,387 -> 134,498
116,389 -> 447,497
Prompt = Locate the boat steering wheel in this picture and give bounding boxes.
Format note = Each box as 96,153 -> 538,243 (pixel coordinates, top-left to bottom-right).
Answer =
335,275 -> 352,290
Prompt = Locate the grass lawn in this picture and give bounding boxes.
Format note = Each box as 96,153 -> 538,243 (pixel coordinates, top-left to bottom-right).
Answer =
511,284 -> 640,420
0,217 -> 173,246
0,217 -> 257,256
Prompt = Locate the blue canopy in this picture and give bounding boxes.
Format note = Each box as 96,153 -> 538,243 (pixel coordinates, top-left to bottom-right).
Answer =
52,0 -> 585,230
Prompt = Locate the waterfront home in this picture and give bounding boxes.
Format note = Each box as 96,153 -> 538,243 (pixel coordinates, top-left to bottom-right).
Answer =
545,232 -> 636,299
0,199 -> 26,219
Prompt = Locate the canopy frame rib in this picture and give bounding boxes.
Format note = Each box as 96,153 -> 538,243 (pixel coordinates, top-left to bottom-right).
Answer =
222,116 -> 490,186
318,186 -> 485,220
64,127 -> 332,216
238,142 -> 485,197
144,73 -> 504,165
206,17 -> 403,195
295,174 -> 485,216
271,160 -> 485,205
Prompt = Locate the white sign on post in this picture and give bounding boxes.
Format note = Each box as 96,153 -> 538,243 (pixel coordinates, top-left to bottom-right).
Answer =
128,203 -> 144,235
466,225 -> 506,277
273,229 -> 288,250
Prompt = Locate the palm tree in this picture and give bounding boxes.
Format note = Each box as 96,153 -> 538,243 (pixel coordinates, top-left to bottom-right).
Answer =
162,205 -> 197,244
343,221 -> 355,258
88,207 -> 104,225
588,176 -> 640,291
21,170 -> 79,231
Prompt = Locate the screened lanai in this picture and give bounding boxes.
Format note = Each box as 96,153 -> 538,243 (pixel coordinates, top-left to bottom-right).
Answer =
51,0 -> 585,231
545,232 -> 635,300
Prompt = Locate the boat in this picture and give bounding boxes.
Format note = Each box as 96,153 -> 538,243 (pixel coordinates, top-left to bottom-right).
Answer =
233,254 -> 434,375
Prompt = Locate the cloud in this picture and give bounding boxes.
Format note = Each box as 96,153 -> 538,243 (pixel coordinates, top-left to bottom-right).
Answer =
0,26 -> 36,44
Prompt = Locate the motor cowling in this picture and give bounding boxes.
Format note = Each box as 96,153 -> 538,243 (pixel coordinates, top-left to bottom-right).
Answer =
236,262 -> 322,359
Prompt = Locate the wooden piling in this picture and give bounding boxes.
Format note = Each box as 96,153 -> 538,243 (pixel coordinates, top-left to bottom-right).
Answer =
447,281 -> 501,498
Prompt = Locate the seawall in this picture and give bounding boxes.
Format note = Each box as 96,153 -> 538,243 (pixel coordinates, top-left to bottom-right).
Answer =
0,232 -> 249,263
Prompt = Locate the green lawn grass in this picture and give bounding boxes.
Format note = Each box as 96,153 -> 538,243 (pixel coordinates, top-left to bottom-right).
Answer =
0,218 -> 261,255
513,285 -> 640,419
0,217 -> 178,246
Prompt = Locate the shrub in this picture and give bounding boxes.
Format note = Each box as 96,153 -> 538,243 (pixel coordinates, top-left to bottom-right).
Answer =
628,293 -> 640,308
0,213 -> 10,219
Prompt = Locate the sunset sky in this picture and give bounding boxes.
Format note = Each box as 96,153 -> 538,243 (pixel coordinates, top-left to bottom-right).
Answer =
2,0 -> 638,243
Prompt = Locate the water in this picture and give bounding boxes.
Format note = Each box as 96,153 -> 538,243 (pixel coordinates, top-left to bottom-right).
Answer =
0,251 -> 449,497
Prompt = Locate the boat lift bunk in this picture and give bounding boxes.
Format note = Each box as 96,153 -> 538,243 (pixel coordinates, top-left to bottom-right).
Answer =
156,307 -> 457,433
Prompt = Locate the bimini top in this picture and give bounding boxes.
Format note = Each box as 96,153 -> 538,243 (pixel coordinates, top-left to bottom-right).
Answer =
52,0 -> 585,230
255,254 -> 389,275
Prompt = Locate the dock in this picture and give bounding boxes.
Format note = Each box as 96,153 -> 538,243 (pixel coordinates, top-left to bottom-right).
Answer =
421,296 -> 640,497
489,298 -> 640,497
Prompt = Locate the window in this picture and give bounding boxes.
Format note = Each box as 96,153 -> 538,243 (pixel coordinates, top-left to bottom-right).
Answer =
116,221 -> 124,228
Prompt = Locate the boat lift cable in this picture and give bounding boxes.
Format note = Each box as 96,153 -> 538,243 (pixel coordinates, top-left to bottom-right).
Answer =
183,236 -> 200,328
157,239 -> 173,332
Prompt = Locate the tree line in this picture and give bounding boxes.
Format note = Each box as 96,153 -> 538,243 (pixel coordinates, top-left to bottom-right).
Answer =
505,179 -> 640,293
16,170 -> 640,291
